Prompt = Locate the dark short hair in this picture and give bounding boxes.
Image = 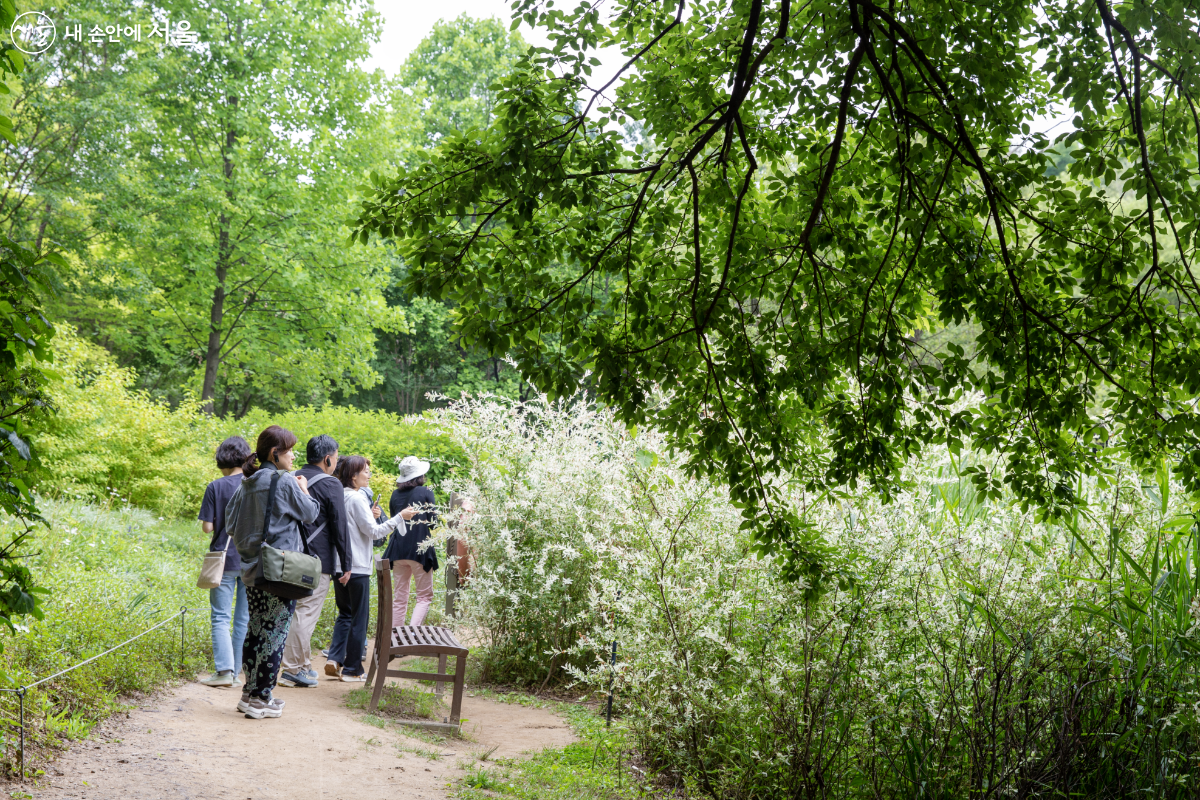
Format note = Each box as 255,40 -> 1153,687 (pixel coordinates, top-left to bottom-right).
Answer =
215,436 -> 252,469
334,455 -> 371,489
306,434 -> 339,465
243,425 -> 299,476
397,474 -> 426,489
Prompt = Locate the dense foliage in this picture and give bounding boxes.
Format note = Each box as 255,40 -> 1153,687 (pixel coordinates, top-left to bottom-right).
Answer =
338,16 -> 533,415
444,397 -> 1200,797
31,330 -> 214,516
354,0 -> 1200,583
0,0 -> 52,644
6,0 -> 405,413
27,328 -> 465,517
5,6 -> 535,416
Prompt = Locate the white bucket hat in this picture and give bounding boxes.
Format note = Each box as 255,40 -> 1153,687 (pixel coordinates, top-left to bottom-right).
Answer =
396,455 -> 431,483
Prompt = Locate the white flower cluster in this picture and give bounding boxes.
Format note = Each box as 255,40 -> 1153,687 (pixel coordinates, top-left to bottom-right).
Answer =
433,394 -> 1200,794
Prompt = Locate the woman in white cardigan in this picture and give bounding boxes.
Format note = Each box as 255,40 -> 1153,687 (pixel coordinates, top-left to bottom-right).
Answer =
324,455 -> 414,680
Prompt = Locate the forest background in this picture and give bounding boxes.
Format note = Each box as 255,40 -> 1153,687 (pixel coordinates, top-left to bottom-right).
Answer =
1,0 -> 1200,797
7,2 -> 530,418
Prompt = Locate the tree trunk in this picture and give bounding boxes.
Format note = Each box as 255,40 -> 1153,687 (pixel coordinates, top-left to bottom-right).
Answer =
33,203 -> 51,252
201,41 -> 241,413
200,234 -> 227,412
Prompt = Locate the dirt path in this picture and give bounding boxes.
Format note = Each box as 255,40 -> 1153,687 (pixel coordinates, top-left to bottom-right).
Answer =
22,653 -> 575,800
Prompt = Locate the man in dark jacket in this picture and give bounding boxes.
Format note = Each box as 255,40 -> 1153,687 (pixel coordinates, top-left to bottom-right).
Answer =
279,434 -> 349,688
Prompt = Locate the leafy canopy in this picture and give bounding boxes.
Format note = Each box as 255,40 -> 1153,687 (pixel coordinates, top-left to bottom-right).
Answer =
354,0 -> 1200,584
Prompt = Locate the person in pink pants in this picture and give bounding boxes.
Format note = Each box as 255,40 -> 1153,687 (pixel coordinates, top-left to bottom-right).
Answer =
390,558 -> 434,626
383,456 -> 439,625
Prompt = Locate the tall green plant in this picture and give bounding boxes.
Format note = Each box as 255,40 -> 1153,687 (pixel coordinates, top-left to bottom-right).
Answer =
0,0 -> 52,643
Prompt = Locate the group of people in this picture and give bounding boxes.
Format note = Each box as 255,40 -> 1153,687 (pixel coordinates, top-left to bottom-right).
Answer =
196,424 -> 449,720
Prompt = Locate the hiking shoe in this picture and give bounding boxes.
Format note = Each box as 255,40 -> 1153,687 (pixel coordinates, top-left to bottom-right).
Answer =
339,672 -> 366,683
279,670 -> 317,688
201,671 -> 234,687
303,668 -> 320,682
243,696 -> 283,719
324,660 -> 342,678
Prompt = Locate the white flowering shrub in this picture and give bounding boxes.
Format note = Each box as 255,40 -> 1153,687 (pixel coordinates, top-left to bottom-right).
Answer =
437,395 -> 1200,797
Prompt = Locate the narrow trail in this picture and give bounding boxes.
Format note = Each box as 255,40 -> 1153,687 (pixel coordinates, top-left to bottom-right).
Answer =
23,650 -> 575,800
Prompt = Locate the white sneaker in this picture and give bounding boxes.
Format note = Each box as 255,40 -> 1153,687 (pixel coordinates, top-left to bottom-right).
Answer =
243,696 -> 284,719
339,673 -> 366,683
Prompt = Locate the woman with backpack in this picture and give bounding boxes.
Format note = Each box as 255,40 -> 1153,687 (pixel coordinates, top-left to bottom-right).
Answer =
225,425 -> 320,719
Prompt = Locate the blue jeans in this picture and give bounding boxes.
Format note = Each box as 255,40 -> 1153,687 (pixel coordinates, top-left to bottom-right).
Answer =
209,571 -> 249,676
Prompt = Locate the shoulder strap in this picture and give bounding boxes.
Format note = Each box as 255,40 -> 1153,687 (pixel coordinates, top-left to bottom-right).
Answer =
207,481 -> 234,552
261,471 -> 282,546
298,471 -> 336,489
294,471 -> 333,547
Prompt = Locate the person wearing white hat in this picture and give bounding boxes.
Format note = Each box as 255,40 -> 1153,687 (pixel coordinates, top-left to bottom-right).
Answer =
384,456 -> 439,626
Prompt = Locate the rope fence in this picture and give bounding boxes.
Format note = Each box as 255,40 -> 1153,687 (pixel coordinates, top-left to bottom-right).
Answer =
0,605 -> 196,780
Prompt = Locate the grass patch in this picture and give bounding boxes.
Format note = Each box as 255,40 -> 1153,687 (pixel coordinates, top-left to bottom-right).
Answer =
343,683 -> 446,721
453,698 -> 645,800
0,499 -> 213,777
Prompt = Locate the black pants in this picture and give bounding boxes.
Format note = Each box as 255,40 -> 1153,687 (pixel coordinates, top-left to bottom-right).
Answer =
242,586 -> 294,699
328,574 -> 370,676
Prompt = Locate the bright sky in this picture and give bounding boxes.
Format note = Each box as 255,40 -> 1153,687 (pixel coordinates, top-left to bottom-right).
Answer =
365,0 -> 1071,138
363,0 -> 552,76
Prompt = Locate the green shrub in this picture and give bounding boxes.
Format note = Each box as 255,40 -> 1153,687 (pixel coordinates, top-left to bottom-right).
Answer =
29,328 -> 466,519
230,405 -> 465,497
433,396 -> 629,688
30,328 -> 220,518
442,396 -> 1200,798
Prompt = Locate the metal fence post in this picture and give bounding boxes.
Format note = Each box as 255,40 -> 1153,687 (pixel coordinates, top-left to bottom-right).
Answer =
17,687 -> 25,781
606,590 -> 620,727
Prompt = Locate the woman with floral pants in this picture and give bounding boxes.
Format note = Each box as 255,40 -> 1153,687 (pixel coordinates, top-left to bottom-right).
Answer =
224,425 -> 320,719
242,588 -> 295,697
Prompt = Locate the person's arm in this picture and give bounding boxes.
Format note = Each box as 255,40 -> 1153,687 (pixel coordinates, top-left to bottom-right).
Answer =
199,484 -> 216,536
349,491 -> 403,539
326,485 -> 352,584
285,475 -> 321,524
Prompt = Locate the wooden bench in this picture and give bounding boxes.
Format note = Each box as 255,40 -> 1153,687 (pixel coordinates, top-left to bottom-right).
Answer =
366,558 -> 468,729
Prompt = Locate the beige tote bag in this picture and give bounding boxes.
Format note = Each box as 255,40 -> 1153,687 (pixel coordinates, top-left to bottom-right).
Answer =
196,550 -> 226,589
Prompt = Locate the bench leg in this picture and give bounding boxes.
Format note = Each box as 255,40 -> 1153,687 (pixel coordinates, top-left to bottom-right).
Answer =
368,653 -> 388,712
449,653 -> 467,724
366,639 -> 378,685
435,653 -> 447,697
